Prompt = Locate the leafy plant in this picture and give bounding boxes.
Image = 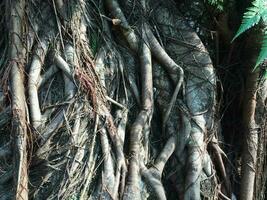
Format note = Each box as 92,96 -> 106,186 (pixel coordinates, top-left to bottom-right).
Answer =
206,0 -> 224,11
232,0 -> 267,68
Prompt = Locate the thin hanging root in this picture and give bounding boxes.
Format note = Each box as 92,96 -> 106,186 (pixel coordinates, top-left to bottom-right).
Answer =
143,24 -> 184,84
54,0 -> 67,23
143,25 -> 184,136
70,105 -> 82,144
95,46 -> 108,88
0,106 -> 11,127
162,80 -> 182,135
113,103 -> 128,197
0,169 -> 12,185
35,106 -> 69,159
105,115 -> 127,199
219,191 -> 232,200
59,117 -> 89,199
0,141 -> 11,159
210,138 -> 230,193
38,107 -> 66,145
26,21 -> 38,53
106,96 -> 127,110
100,128 -> 116,198
80,116 -> 98,199
95,45 -> 128,198
53,53 -> 73,79
127,76 -> 141,105
114,106 -> 128,144
53,52 -> 94,102
28,33 -> 52,128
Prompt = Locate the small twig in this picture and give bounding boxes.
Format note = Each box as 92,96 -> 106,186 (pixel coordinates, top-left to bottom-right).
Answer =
52,0 -> 64,51
53,53 -> 73,79
106,95 -> 127,110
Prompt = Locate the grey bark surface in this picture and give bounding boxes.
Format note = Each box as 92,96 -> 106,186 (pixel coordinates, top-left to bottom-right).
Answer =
0,0 -> 234,199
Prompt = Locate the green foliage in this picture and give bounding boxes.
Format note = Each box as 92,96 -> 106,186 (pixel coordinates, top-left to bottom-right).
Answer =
206,0 -> 224,11
232,0 -> 267,68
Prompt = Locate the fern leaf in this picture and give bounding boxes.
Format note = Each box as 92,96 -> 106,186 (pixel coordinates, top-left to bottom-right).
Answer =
232,0 -> 265,41
255,31 -> 267,68
262,9 -> 267,22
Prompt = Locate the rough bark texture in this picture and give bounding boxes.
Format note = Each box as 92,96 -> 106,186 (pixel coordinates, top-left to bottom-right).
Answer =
8,0 -> 28,199
240,28 -> 264,200
0,0 -> 266,200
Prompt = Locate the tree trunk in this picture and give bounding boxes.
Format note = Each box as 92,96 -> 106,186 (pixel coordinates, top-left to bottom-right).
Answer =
240,27 -> 265,200
0,0 -> 265,200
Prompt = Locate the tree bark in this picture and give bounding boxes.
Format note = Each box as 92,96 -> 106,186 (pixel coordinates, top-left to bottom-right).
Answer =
240,28 -> 263,200
1,0 -> 261,199
8,0 -> 28,199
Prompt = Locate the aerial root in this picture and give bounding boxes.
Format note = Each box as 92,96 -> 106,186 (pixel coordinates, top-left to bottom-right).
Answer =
123,22 -> 154,199
105,1 -> 187,198
0,0 -> 225,199
28,32 -> 54,129
140,135 -> 176,200
210,137 -> 231,195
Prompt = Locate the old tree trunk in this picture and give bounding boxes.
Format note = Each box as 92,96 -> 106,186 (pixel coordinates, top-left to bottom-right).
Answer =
0,0 -> 266,199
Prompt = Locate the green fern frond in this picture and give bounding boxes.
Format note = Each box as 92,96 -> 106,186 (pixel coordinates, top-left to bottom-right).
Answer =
255,31 -> 267,68
232,0 -> 266,41
232,0 -> 267,69
262,9 -> 267,21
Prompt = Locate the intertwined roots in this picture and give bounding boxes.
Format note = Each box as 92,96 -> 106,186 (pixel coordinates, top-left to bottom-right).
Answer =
0,0 -> 228,199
